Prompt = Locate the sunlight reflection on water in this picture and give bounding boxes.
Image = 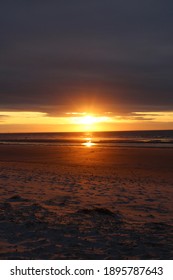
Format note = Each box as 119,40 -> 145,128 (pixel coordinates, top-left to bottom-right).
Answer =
83,138 -> 96,147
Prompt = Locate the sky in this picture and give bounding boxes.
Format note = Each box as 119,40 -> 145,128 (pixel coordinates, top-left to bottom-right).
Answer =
0,0 -> 173,132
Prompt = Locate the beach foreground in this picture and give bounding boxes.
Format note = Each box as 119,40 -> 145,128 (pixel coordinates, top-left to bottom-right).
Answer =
0,145 -> 173,259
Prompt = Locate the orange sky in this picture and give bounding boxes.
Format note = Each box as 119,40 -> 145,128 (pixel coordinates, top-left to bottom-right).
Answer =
0,110 -> 173,133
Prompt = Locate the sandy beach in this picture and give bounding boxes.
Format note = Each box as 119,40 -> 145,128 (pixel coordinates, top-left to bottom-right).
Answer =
0,144 -> 173,259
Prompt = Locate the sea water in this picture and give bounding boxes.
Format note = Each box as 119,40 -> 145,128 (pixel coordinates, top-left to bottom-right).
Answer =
0,130 -> 173,147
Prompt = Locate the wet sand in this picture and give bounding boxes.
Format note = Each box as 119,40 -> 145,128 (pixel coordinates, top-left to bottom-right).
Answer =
0,145 -> 173,259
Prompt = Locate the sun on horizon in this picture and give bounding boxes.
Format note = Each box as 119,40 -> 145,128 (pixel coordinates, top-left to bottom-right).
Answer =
0,110 -> 173,133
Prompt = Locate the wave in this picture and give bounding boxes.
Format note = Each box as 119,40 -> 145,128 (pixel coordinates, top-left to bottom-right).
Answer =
0,130 -> 173,147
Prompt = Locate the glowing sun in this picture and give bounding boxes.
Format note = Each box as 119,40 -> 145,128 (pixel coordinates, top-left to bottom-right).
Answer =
70,113 -> 110,132
80,115 -> 96,125
72,115 -> 97,125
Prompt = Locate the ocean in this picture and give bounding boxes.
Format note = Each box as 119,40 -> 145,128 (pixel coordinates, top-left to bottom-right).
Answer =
0,130 -> 173,147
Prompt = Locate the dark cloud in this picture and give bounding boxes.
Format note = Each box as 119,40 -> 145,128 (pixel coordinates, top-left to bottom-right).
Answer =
0,0 -> 173,115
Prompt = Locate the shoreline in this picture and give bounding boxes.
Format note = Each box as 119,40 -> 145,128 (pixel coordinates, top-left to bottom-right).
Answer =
1,142 -> 173,149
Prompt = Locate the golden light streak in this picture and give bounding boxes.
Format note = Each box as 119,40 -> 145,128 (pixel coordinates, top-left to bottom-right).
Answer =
69,114 -> 111,131
134,112 -> 173,122
71,115 -> 110,125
